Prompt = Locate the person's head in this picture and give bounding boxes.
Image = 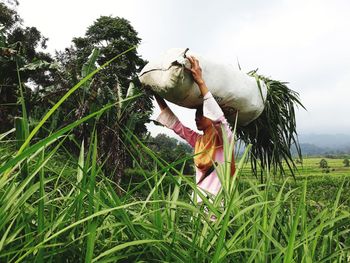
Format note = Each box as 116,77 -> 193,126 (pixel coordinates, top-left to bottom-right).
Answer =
195,106 -> 213,131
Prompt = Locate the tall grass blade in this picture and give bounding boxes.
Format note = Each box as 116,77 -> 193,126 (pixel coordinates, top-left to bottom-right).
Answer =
85,132 -> 98,262
0,128 -> 15,141
77,140 -> 85,184
212,144 -> 251,262
14,117 -> 28,180
15,58 -> 28,123
36,149 -> 45,263
284,180 -> 307,262
92,240 -> 162,262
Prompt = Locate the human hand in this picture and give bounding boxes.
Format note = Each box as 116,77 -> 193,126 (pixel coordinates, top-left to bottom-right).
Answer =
187,56 -> 205,86
186,55 -> 208,96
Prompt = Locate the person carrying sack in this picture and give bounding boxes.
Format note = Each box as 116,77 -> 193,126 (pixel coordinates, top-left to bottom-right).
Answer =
154,55 -> 235,204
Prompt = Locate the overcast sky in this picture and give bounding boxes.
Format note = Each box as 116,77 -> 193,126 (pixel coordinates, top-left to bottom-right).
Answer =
16,0 -> 350,137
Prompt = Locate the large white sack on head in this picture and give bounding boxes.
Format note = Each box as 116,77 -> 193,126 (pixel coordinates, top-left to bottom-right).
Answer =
139,48 -> 267,126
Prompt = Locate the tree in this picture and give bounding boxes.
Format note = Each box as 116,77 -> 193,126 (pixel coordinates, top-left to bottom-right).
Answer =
148,134 -> 194,175
319,159 -> 328,169
0,1 -> 55,132
72,16 -> 145,89
343,158 -> 350,167
47,16 -> 152,192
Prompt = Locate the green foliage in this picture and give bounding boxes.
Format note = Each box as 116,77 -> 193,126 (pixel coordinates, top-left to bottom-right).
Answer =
0,126 -> 349,261
73,16 -> 145,88
14,117 -> 28,180
147,133 -> 194,175
1,2 -> 153,188
302,175 -> 350,209
343,158 -> 349,167
31,16 -> 154,187
0,1 -> 55,132
319,158 -> 328,168
239,71 -> 305,182
0,1 -> 19,29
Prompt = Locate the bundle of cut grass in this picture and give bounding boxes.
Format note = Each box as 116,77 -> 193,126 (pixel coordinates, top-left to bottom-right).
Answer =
239,70 -> 305,180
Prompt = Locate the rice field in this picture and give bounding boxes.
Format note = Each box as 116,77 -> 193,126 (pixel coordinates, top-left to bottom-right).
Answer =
240,156 -> 350,177
297,158 -> 350,177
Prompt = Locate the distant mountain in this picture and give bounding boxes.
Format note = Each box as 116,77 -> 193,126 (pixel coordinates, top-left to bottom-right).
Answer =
298,133 -> 350,149
295,133 -> 350,156
239,133 -> 350,156
298,143 -> 328,156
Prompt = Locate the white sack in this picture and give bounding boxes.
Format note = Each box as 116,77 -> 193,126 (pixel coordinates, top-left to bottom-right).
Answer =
139,48 -> 267,126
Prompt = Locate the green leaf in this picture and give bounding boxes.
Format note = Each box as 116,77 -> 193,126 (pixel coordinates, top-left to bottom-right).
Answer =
77,140 -> 84,183
0,128 -> 15,141
284,180 -> 307,263
92,240 -> 162,262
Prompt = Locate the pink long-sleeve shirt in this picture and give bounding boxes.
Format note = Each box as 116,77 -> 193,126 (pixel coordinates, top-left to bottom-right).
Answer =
156,92 -> 234,202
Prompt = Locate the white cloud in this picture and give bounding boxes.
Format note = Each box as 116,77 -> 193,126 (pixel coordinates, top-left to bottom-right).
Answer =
297,72 -> 350,133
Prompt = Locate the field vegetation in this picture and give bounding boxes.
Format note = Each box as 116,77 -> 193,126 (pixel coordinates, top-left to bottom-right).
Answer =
1,128 -> 350,262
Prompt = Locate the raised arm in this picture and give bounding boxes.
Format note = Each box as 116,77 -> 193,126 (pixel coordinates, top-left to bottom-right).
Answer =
187,55 -> 233,141
154,94 -> 199,147
154,93 -> 168,111
187,56 -> 209,97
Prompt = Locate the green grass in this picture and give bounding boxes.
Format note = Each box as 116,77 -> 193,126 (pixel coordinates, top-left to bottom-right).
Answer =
1,133 -> 350,262
240,157 -> 350,178
298,157 -> 350,177
239,157 -> 350,211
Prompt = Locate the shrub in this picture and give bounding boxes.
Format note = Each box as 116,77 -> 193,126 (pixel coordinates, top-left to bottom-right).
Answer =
319,158 -> 328,168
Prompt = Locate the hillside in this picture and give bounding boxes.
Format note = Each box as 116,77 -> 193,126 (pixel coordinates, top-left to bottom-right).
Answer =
298,133 -> 350,155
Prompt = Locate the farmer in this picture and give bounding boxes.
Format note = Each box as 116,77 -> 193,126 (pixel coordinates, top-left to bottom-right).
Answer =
154,55 -> 235,203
